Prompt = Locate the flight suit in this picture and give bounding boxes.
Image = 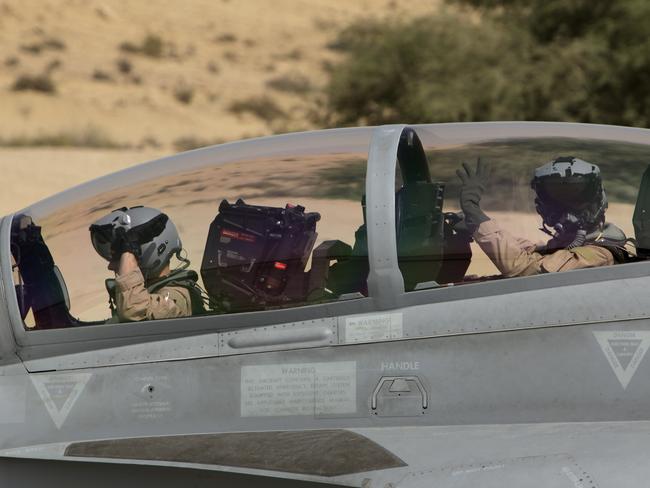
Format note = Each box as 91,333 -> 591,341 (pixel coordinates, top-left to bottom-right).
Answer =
114,268 -> 192,321
474,219 -> 614,278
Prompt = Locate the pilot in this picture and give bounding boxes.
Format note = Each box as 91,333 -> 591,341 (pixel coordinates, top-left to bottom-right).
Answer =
457,157 -> 629,278
89,206 -> 200,321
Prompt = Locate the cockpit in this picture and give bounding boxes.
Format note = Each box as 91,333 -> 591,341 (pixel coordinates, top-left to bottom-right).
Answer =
9,123 -> 650,330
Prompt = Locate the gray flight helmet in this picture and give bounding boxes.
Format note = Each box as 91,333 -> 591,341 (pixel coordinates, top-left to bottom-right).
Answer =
89,206 -> 182,279
531,156 -> 607,233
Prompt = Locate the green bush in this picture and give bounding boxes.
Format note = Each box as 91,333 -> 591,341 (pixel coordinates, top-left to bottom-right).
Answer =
323,14 -> 533,125
323,0 -> 650,128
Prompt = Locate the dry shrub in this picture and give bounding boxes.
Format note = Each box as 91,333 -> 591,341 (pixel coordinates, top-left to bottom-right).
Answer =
229,95 -> 286,122
116,58 -> 132,74
283,48 -> 302,60
20,37 -> 66,55
92,69 -> 113,82
4,56 -> 20,67
214,33 -> 237,43
119,41 -> 139,54
0,126 -> 125,148
266,73 -> 312,94
12,74 -> 56,94
223,51 -> 239,62
141,34 -> 164,57
45,59 -> 62,74
173,136 -> 225,151
119,34 -> 164,58
174,85 -> 194,104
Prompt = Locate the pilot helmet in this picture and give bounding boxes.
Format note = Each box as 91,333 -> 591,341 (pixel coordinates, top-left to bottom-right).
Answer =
89,206 -> 182,279
530,156 -> 607,235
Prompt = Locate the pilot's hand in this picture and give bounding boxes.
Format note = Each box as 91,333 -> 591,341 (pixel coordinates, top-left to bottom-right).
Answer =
456,158 -> 490,233
111,227 -> 142,262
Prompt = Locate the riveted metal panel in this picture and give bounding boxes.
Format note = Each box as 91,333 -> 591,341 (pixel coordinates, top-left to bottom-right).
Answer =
21,332 -> 222,372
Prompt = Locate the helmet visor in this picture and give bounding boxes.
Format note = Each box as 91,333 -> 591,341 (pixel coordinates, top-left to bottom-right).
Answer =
89,223 -> 114,261
535,176 -> 599,211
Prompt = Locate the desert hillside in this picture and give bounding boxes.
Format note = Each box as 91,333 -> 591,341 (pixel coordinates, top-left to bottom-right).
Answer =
0,0 -> 441,214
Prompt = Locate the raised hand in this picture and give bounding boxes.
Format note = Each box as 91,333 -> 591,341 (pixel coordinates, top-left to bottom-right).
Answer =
456,157 -> 490,232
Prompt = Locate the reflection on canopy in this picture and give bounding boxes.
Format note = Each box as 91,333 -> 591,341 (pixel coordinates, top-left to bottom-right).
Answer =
31,152 -> 369,322
410,134 -> 648,278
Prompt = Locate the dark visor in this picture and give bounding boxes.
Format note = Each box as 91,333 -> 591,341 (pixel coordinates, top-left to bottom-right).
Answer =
89,223 -> 114,246
536,176 -> 598,210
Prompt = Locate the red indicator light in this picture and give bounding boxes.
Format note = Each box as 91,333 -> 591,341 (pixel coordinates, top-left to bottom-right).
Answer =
274,261 -> 287,270
221,229 -> 238,238
220,229 -> 255,242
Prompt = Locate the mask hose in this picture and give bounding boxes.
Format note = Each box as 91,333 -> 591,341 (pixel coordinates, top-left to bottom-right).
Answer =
566,229 -> 587,249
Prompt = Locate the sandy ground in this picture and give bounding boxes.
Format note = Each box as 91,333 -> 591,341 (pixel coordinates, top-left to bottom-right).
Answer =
0,0 -> 441,146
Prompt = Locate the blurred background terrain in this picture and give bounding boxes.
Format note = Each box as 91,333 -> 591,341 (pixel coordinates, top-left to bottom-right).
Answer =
2,0 -> 650,214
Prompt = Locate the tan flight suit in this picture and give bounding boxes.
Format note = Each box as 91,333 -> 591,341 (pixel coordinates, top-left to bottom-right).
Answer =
474,219 -> 614,278
114,268 -> 192,321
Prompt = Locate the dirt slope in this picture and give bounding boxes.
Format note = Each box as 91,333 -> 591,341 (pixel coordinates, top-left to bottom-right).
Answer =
0,0 -> 440,147
0,0 -> 441,214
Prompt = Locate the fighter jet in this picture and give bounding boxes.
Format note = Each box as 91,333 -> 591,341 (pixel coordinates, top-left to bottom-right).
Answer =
2,122 -> 650,487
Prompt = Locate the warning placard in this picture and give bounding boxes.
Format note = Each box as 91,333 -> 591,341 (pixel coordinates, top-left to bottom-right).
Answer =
241,361 -> 356,417
345,313 -> 403,343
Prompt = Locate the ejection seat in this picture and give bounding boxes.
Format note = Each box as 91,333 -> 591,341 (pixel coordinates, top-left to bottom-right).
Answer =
327,127 -> 473,295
